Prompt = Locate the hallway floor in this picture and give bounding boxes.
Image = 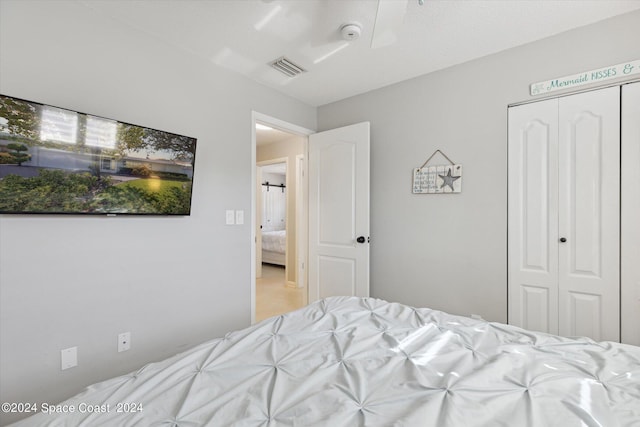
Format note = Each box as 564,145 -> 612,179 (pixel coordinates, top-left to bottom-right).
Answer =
256,264 -> 304,322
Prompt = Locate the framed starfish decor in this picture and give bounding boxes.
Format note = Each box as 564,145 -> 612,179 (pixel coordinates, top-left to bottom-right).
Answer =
412,164 -> 462,194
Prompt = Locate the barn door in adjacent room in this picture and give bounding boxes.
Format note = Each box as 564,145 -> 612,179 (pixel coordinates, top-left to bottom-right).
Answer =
308,122 -> 370,302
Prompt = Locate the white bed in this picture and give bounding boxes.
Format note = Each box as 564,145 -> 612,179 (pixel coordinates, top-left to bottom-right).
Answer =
10,297 -> 640,426
261,229 -> 286,266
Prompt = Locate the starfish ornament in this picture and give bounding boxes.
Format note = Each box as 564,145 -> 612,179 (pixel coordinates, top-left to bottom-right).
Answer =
439,169 -> 461,191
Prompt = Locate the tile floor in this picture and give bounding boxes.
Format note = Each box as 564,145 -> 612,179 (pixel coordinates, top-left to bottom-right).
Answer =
255,264 -> 304,322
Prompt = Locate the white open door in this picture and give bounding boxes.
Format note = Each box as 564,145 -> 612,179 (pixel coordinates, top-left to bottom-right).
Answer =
308,122 -> 370,302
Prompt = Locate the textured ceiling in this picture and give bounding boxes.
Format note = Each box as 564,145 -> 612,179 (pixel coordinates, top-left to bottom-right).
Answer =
79,0 -> 640,106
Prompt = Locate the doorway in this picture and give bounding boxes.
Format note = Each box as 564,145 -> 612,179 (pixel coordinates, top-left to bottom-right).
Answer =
251,112 -> 312,323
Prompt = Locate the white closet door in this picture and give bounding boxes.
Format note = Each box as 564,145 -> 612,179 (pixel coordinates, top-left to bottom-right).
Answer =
508,98 -> 559,334
621,82 -> 640,346
558,87 -> 620,342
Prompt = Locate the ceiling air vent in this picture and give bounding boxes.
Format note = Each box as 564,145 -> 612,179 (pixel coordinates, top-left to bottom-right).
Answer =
270,56 -> 306,78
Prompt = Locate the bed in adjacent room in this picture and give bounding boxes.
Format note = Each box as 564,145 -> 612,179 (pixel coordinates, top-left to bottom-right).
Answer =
10,297 -> 640,426
261,229 -> 286,266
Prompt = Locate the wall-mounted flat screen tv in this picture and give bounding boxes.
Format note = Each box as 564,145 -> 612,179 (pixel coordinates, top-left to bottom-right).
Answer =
0,94 -> 196,215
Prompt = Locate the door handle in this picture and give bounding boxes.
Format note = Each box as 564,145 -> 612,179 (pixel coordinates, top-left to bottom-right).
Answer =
559,237 -> 567,243
356,236 -> 366,244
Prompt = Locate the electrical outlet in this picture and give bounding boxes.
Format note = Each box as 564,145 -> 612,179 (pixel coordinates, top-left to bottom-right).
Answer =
118,332 -> 131,352
61,347 -> 77,370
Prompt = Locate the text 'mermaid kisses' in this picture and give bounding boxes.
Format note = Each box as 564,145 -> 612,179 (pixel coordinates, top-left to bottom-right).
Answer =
531,60 -> 639,96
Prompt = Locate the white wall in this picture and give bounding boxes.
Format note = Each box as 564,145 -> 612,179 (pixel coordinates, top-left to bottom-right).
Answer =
257,136 -> 305,283
318,10 -> 640,323
0,1 -> 315,424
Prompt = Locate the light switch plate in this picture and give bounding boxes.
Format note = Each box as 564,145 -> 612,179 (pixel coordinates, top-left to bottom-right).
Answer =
225,210 -> 235,225
235,210 -> 244,225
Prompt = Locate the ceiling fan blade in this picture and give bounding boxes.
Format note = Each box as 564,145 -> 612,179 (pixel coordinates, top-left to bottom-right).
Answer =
371,0 -> 408,49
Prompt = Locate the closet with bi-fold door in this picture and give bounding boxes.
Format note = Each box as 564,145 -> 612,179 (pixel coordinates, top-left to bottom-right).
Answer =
508,82 -> 640,345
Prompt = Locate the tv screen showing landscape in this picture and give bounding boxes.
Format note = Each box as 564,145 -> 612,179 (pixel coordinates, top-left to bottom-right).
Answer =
0,94 -> 196,215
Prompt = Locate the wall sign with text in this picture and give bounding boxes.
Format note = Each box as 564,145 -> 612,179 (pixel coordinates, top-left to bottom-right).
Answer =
412,164 -> 462,194
530,59 -> 639,96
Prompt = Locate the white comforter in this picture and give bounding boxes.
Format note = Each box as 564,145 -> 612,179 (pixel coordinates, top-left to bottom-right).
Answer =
262,229 -> 286,254
11,297 -> 640,426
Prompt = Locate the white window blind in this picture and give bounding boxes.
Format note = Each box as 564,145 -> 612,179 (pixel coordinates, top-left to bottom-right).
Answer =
85,115 -> 117,149
40,106 -> 78,144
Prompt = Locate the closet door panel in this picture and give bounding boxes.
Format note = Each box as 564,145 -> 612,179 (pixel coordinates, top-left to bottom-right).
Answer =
567,292 -> 602,339
508,99 -> 559,334
558,87 -> 620,342
621,82 -> 640,346
568,112 -> 602,277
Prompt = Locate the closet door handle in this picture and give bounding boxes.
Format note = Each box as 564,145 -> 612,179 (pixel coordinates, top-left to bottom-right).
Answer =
559,237 -> 567,243
356,236 -> 366,244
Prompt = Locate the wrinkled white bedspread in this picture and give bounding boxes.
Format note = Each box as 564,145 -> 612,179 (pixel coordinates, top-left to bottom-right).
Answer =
11,297 -> 640,426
